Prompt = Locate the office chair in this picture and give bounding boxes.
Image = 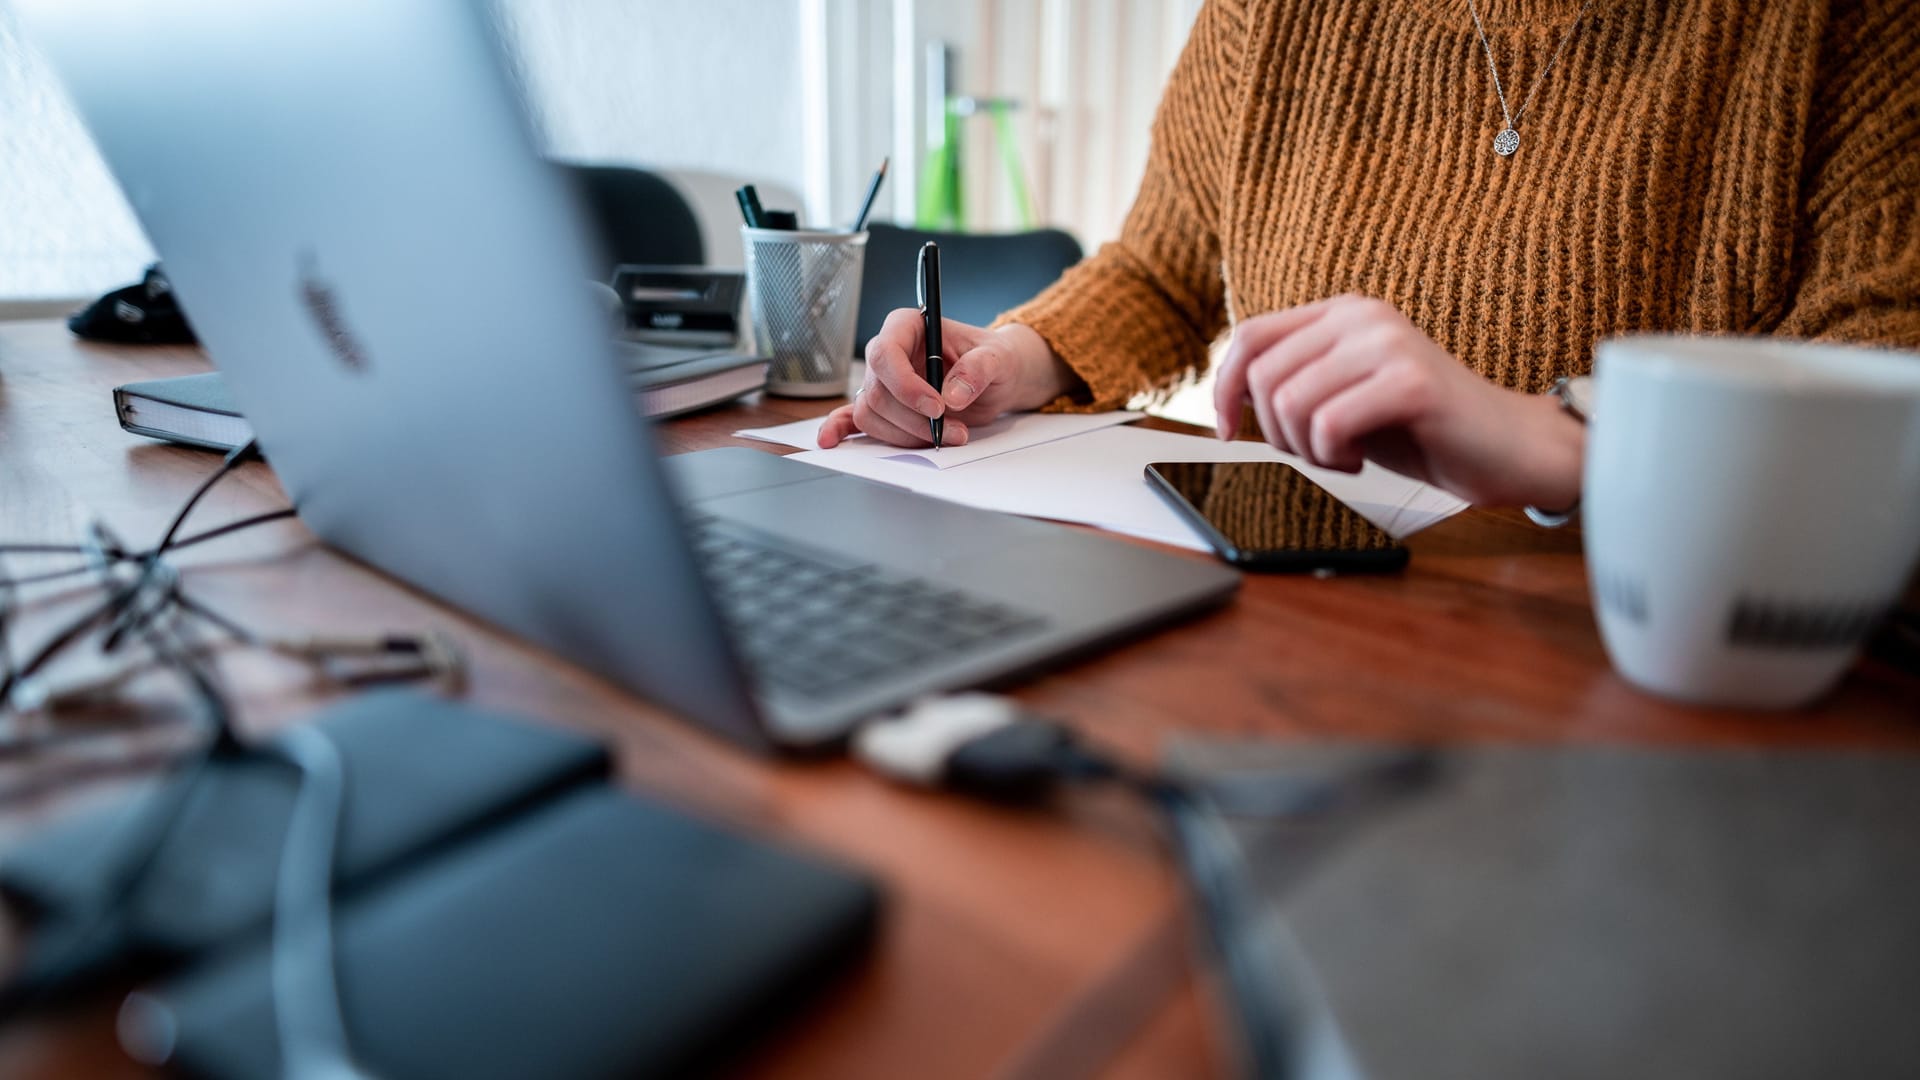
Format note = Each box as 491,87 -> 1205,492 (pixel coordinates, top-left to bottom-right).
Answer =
557,163 -> 705,273
854,223 -> 1082,358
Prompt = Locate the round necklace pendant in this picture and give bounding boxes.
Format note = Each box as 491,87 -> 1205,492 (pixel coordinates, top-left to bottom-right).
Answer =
1493,128 -> 1521,156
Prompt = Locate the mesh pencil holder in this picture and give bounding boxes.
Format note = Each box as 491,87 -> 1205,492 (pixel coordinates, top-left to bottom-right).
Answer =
742,227 -> 868,398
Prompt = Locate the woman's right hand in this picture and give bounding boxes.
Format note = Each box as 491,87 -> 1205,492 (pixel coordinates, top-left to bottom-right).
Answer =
817,312 -> 1075,448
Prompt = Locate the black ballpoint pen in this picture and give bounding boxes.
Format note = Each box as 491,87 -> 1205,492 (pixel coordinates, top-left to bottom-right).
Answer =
918,241 -> 944,448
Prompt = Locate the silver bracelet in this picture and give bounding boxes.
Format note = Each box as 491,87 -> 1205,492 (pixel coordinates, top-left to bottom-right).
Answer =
1524,376 -> 1592,529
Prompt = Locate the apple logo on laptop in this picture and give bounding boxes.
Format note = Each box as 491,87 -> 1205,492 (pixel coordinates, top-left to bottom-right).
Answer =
297,250 -> 370,373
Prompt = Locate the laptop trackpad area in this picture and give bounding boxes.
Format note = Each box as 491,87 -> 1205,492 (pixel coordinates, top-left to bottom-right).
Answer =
666,447 -> 834,502
696,472 -> 1025,570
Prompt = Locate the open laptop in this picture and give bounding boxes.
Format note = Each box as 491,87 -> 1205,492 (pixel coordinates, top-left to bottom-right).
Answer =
22,0 -> 1239,749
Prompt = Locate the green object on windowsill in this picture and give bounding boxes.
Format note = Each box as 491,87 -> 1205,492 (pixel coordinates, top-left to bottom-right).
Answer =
916,96 -> 1035,233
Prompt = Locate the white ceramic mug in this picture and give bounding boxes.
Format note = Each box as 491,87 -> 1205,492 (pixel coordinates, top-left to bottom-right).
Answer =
1583,335 -> 1920,708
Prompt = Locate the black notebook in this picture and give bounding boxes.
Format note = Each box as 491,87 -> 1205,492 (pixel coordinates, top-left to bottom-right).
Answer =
0,692 -> 879,1079
113,342 -> 768,452
0,691 -> 612,972
126,786 -> 879,1080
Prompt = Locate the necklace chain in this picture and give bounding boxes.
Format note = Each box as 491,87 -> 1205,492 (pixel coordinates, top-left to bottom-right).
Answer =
1468,0 -> 1596,157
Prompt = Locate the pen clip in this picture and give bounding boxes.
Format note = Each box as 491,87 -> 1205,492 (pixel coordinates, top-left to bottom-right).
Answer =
916,243 -> 928,309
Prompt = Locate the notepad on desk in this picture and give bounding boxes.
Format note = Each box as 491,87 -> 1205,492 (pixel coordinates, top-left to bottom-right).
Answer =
734,409 -> 1143,467
734,414 -> 1468,551
114,344 -> 769,452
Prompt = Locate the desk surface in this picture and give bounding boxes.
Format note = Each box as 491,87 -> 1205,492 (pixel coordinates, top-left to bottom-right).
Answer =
1,319 -> 1915,1079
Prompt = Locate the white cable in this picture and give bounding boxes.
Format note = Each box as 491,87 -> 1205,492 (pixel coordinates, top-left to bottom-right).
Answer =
270,725 -> 368,1080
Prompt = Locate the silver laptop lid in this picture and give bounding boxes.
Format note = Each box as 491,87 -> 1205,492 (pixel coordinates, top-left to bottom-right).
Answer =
20,0 -> 768,744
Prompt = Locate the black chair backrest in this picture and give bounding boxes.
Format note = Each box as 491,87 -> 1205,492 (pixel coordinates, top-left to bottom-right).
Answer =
557,163 -> 705,274
855,223 -> 1082,358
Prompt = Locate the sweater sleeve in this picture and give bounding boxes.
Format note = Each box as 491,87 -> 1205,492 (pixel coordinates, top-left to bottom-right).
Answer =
995,0 -> 1250,411
1768,0 -> 1920,349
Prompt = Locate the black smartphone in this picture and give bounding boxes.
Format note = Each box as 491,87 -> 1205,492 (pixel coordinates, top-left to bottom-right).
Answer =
1144,461 -> 1410,573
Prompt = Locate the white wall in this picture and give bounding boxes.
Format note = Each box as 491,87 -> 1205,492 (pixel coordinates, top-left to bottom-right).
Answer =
2,0 -> 1196,300
0,2 -> 153,301
0,1 -> 810,300
493,0 -> 811,259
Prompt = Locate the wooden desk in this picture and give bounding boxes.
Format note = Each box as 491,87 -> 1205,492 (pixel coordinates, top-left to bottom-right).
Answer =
1,319 -> 1915,1078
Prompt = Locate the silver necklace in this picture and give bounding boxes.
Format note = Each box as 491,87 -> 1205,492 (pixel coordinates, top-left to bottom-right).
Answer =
1468,0 -> 1596,157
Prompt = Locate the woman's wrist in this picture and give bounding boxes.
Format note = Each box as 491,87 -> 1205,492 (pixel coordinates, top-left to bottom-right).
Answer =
1521,392 -> 1586,512
995,322 -> 1076,410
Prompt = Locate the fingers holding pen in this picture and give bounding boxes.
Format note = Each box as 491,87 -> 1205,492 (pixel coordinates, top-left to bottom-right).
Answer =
818,309 -> 1009,449
867,310 -> 942,419
815,385 -> 970,449
859,381 -> 969,446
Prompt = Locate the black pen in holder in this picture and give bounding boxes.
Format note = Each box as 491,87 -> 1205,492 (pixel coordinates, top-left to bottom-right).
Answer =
742,226 -> 868,397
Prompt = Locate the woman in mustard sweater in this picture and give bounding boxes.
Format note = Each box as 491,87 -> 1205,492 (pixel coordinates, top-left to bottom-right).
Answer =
818,0 -> 1919,515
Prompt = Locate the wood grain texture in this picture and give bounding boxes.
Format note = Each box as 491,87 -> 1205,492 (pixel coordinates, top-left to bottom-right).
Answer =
0,320 -> 1914,1079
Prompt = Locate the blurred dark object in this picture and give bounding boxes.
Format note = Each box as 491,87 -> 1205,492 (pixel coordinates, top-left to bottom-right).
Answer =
558,163 -> 705,272
611,266 -> 744,346
127,785 -> 879,1080
0,691 -> 609,1005
68,263 -> 198,345
855,223 -> 1081,358
0,691 -> 879,1078
1865,606 -> 1920,676
1176,741 -> 1920,1080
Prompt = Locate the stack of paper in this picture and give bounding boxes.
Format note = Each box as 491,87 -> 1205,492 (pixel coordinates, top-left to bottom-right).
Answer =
733,412 -> 1468,552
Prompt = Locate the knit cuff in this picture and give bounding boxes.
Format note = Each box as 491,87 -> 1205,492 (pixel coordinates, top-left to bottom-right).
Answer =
994,248 -> 1212,414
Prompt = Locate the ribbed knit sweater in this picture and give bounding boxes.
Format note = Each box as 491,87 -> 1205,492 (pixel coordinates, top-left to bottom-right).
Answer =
1003,0 -> 1920,409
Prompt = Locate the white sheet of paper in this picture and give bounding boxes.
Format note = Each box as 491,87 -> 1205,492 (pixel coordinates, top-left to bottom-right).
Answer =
733,410 -> 1142,469
789,425 -> 1468,550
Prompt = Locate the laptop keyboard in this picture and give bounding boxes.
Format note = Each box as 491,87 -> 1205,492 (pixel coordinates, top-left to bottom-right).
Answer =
687,516 -> 1046,702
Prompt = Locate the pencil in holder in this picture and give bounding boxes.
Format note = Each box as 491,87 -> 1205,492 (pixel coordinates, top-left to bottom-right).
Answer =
742,227 -> 867,398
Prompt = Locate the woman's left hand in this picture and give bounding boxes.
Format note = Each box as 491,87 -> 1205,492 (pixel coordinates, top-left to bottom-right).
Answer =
1213,294 -> 1584,509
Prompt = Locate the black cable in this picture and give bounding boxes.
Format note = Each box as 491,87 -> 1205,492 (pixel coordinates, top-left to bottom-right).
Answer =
91,442 -> 259,660
167,507 -> 298,553
1148,780 -> 1304,1080
0,555 -> 16,692
169,590 -> 260,645
2,448 -> 362,1062
945,730 -> 1307,1078
1,490 -> 359,1073
0,441 -> 261,655
99,568 -> 185,656
154,441 -> 262,557
874,714 -> 1432,1080
0,541 -> 233,1018
0,507 -> 295,594
0,588 -> 135,709
0,447 -> 356,1059
0,591 -> 248,757
0,444 -> 264,709
136,596 -> 236,746
86,520 -> 237,742
0,563 -> 110,591
109,576 -> 270,663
